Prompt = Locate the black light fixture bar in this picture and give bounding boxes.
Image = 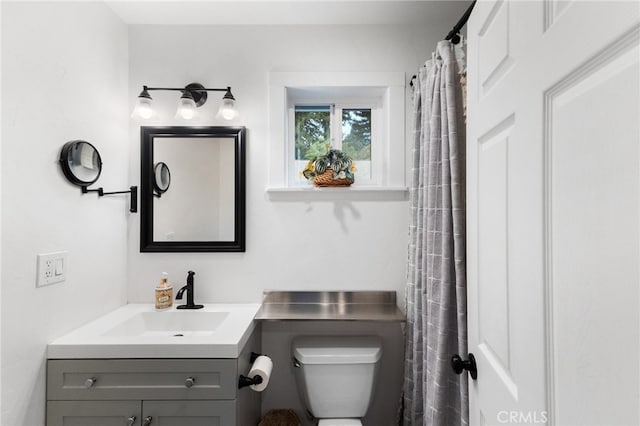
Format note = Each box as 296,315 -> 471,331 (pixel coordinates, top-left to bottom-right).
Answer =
132,82 -> 237,120
141,84 -> 236,104
144,86 -> 231,93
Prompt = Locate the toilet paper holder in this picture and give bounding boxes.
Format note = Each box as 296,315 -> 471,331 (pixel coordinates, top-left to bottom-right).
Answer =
238,352 -> 268,389
238,374 -> 263,389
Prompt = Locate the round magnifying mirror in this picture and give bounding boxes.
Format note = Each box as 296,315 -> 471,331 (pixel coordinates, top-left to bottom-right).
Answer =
59,140 -> 102,186
153,162 -> 171,194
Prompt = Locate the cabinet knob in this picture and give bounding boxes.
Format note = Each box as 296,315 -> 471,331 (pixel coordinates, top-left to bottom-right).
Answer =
126,416 -> 136,426
84,377 -> 97,388
142,416 -> 152,426
184,376 -> 196,388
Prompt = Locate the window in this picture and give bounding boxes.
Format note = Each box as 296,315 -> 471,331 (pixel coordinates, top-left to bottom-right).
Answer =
341,108 -> 373,180
291,104 -> 376,185
294,105 -> 331,162
268,72 -> 406,194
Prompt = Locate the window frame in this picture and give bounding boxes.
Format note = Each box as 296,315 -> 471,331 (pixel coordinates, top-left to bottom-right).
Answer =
268,72 -> 406,193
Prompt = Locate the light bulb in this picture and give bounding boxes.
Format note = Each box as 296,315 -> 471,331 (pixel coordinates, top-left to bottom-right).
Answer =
218,98 -> 238,120
131,89 -> 153,119
175,94 -> 197,120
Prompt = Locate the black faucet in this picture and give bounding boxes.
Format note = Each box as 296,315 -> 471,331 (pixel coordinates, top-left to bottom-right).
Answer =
176,271 -> 204,309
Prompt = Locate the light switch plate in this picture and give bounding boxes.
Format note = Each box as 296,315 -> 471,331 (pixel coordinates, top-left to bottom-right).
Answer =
36,251 -> 67,287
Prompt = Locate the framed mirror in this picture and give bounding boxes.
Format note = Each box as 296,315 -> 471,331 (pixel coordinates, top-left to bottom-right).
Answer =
140,126 -> 246,252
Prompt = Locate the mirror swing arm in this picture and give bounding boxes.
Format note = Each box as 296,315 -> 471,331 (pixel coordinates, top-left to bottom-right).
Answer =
81,185 -> 138,213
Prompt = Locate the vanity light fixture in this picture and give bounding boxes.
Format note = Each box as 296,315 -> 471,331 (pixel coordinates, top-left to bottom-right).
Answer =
131,82 -> 238,121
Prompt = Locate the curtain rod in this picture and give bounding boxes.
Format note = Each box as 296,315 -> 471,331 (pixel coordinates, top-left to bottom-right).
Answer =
445,0 -> 477,44
410,0 -> 477,87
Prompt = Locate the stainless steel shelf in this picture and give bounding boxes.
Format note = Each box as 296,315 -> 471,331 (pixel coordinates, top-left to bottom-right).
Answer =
255,291 -> 405,321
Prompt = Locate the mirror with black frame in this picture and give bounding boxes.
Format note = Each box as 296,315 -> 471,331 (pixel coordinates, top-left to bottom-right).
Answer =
140,126 -> 246,252
60,140 -> 103,186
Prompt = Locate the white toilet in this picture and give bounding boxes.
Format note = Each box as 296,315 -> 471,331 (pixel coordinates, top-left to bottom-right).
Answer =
292,336 -> 382,426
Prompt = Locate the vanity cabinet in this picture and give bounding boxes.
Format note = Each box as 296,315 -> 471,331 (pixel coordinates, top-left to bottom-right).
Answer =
46,325 -> 261,426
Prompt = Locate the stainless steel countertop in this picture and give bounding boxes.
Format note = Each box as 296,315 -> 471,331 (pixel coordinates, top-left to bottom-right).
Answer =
255,291 -> 406,321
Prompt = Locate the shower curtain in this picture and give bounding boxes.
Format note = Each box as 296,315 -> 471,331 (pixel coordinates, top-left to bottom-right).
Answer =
403,40 -> 468,426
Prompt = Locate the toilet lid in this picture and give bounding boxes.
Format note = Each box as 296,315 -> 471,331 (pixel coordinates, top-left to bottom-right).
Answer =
318,419 -> 362,426
293,336 -> 382,364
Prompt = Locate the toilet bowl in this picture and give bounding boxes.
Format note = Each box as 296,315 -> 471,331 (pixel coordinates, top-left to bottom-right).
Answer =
292,336 -> 382,425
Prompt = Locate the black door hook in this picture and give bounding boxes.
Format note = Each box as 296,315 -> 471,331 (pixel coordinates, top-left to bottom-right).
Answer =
451,353 -> 478,380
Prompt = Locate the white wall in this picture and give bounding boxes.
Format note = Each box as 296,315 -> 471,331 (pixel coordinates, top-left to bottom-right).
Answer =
1,3 -> 129,425
127,24 -> 447,304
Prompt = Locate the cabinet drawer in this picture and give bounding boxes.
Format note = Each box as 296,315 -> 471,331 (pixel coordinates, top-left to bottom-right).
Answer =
47,359 -> 237,401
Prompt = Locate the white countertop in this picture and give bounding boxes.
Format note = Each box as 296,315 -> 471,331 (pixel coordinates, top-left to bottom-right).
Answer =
47,303 -> 261,359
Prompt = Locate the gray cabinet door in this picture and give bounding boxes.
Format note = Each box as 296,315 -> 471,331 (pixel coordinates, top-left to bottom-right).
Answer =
47,401 -> 140,426
142,401 -> 236,426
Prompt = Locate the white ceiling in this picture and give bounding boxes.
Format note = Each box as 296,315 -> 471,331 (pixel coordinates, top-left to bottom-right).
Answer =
104,0 -> 472,26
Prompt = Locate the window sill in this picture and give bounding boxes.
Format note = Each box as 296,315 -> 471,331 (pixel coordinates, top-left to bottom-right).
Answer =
265,186 -> 409,201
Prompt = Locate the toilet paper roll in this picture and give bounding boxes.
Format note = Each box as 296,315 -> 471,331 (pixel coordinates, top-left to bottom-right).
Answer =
248,355 -> 273,392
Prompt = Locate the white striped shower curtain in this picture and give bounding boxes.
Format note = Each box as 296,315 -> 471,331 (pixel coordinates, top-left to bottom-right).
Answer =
403,40 -> 468,426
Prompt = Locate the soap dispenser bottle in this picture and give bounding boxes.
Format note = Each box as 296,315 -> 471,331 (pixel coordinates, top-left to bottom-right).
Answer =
155,272 -> 173,310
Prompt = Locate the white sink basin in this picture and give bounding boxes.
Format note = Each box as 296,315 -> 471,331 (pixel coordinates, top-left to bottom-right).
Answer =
48,304 -> 260,359
103,311 -> 230,337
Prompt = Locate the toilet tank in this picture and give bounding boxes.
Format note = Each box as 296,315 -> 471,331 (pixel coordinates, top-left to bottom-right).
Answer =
292,336 -> 382,418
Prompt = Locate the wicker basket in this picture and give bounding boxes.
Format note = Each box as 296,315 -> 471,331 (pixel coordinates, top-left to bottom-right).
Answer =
259,409 -> 301,426
313,168 -> 354,187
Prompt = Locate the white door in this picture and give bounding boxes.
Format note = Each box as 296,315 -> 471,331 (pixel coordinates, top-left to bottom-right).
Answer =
466,1 -> 639,425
